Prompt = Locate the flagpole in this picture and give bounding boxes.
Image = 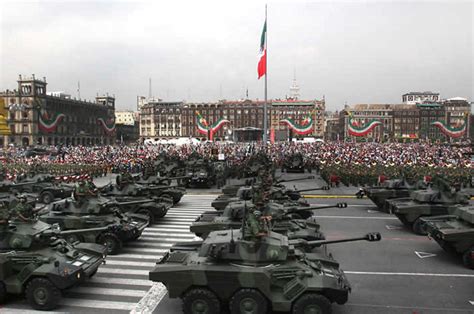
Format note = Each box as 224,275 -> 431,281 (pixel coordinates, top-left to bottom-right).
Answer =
263,4 -> 268,143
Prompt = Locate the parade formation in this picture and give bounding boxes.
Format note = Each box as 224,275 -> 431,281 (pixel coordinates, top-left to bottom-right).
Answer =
0,141 -> 472,313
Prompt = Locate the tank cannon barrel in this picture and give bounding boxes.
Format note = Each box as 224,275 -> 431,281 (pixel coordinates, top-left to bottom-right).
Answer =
9,181 -> 37,188
290,203 -> 347,212
291,186 -> 330,193
292,232 -> 382,247
276,176 -> 315,183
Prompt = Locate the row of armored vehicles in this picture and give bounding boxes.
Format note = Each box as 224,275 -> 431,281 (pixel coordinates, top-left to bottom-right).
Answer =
364,177 -> 473,269
149,171 -> 382,314
0,170 -> 188,310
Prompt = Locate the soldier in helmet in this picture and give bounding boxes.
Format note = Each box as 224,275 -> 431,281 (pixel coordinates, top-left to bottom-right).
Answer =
244,205 -> 262,239
10,195 -> 35,222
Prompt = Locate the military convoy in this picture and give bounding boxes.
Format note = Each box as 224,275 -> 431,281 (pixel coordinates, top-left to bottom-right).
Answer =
364,179 -> 426,212
281,153 -> 309,173
0,219 -> 106,310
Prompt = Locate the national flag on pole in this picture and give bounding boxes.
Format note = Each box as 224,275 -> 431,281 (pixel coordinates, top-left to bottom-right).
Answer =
257,21 -> 267,79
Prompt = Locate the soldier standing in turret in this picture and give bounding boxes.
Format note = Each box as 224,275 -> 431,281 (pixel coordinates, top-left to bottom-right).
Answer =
10,195 -> 35,222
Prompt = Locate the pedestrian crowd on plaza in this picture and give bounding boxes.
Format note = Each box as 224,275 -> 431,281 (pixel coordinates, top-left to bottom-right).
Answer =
0,141 -> 472,187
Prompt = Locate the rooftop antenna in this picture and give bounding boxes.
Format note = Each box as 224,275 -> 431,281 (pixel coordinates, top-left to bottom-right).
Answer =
148,78 -> 152,100
77,81 -> 81,99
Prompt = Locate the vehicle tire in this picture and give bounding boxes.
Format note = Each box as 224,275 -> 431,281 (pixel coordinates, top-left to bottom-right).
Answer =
138,208 -> 155,224
154,206 -> 168,219
98,232 -> 123,255
229,288 -> 268,314
40,191 -> 55,204
462,247 -> 474,269
25,277 -> 61,311
0,281 -> 6,304
65,234 -> 83,244
182,287 -> 221,314
412,217 -> 428,235
292,293 -> 331,314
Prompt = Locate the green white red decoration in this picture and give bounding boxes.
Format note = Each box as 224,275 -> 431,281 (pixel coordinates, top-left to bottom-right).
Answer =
195,111 -> 229,140
347,112 -> 382,137
97,118 -> 116,135
257,20 -> 267,79
280,113 -> 314,135
431,115 -> 467,138
38,111 -> 65,133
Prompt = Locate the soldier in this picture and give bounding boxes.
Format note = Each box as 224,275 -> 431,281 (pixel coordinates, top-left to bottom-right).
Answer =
74,181 -> 90,203
0,201 -> 9,233
243,206 -> 263,239
10,195 -> 35,222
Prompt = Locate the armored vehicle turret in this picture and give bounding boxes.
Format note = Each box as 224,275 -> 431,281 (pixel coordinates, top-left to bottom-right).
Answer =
364,179 -> 427,212
100,179 -> 180,208
40,196 -> 149,254
282,153 -> 309,173
387,180 -> 469,235
149,227 -> 381,314
421,205 -> 474,269
111,195 -> 173,224
132,178 -> 186,204
191,201 -> 347,240
0,219 -> 106,310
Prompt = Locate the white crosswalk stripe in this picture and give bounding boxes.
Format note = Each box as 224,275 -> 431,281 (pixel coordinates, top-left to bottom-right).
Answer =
2,194 -> 216,313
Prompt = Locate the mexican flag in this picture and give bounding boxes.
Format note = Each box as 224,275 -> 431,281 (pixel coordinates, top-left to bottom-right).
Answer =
257,20 -> 267,79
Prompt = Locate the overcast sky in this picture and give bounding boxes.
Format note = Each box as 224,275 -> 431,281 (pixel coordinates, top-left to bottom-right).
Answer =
1,0 -> 472,111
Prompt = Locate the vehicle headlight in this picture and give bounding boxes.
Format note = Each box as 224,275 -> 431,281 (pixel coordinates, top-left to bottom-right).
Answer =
77,272 -> 81,279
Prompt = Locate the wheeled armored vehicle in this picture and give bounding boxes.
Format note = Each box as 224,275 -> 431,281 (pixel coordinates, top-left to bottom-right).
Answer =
149,227 -> 381,314
0,220 -> 106,310
40,196 -> 149,254
192,201 -> 346,240
364,179 -> 426,212
282,153 -> 308,173
387,186 -> 469,235
421,205 -> 474,269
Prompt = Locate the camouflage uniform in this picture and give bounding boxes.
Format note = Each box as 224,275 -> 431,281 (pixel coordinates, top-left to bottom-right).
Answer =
10,198 -> 34,222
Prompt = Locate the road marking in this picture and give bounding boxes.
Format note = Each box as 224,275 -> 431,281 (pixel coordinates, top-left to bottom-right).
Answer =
91,277 -> 152,287
346,302 -> 473,312
104,260 -> 156,267
415,251 -> 437,259
345,271 -> 474,278
469,301 -> 474,306
385,224 -> 403,230
132,283 -> 168,314
367,209 -> 378,213
124,248 -> 169,254
98,268 -> 149,276
314,215 -> 398,220
58,298 -> 137,311
304,195 -> 357,198
72,287 -> 146,298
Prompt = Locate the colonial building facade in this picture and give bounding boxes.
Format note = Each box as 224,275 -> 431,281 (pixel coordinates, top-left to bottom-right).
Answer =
139,98 -> 325,142
0,75 -> 116,147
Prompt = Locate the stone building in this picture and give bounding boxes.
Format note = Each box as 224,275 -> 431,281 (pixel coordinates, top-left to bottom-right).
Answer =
344,104 -> 394,141
392,104 -> 420,140
0,75 -> 116,147
139,101 -> 183,139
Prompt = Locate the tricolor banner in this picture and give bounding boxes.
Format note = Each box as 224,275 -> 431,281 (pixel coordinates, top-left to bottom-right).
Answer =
280,114 -> 314,135
97,118 -> 116,135
431,115 -> 467,138
347,113 -> 382,137
195,111 -> 230,139
38,112 -> 65,133
257,20 -> 267,79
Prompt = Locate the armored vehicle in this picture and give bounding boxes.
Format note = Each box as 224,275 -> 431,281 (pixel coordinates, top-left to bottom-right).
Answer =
282,153 -> 308,173
149,227 -> 381,314
133,177 -> 187,204
364,179 -> 427,212
240,152 -> 274,178
100,179 -> 182,206
0,220 -> 106,310
40,196 -> 149,254
212,184 -> 328,211
112,195 -> 173,224
183,159 -> 216,188
191,201 -> 347,240
387,184 -> 470,235
421,205 -> 474,269
10,181 -> 73,204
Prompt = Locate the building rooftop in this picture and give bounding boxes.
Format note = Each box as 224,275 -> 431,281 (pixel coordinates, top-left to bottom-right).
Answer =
403,91 -> 439,95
